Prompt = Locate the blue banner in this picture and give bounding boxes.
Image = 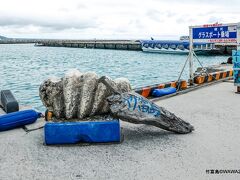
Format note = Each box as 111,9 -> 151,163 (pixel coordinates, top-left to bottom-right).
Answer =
233,50 -> 240,86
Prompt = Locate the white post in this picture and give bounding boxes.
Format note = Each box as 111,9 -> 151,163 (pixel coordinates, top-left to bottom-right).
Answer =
236,23 -> 240,93
189,27 -> 194,85
237,23 -> 240,50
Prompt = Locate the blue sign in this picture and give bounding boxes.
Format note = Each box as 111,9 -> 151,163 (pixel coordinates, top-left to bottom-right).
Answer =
233,50 -> 240,86
193,26 -> 237,39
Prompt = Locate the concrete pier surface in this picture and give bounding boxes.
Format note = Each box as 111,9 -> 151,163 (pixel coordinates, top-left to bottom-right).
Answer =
0,81 -> 240,180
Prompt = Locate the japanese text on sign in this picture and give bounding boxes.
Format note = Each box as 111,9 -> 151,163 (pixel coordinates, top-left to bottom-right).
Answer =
193,26 -> 237,40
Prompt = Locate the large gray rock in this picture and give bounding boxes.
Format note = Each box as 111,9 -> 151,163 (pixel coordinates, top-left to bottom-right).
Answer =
90,82 -> 109,116
63,69 -> 82,119
115,78 -> 131,93
78,72 -> 98,119
99,76 -> 194,134
39,77 -> 65,118
39,70 -> 131,120
39,72 -> 194,134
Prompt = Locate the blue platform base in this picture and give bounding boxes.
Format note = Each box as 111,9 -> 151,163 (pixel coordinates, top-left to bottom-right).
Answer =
44,120 -> 121,145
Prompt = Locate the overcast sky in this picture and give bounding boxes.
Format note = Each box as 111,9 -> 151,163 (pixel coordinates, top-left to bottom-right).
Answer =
0,0 -> 240,39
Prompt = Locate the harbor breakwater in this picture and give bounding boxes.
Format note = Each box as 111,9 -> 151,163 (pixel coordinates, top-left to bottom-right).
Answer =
35,40 -> 142,51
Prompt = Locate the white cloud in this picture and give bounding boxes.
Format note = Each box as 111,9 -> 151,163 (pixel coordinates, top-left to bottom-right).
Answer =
0,0 -> 239,39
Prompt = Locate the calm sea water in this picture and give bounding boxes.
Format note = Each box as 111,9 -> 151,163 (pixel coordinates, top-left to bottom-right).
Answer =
0,44 -> 228,112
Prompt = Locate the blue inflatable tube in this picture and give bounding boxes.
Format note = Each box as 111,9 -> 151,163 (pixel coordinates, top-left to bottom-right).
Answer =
45,120 -> 121,145
152,87 -> 177,97
0,109 -> 41,131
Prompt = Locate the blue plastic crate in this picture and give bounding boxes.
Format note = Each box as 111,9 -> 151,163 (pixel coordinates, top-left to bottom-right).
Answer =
44,120 -> 121,145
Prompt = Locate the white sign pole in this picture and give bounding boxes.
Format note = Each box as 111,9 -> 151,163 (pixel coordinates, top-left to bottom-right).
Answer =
236,23 -> 240,92
189,27 -> 194,84
237,22 -> 240,50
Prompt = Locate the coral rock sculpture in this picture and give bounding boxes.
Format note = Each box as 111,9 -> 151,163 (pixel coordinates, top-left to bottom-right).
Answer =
39,69 -> 131,120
